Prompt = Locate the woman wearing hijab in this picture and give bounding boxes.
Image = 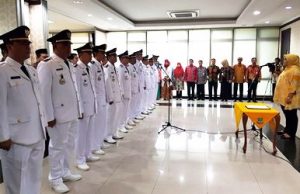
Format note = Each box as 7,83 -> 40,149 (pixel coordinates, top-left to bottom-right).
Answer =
173,62 -> 185,100
161,59 -> 173,100
274,54 -> 300,139
219,59 -> 233,101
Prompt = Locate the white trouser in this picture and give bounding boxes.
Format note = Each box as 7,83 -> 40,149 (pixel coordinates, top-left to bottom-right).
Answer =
148,88 -> 152,107
1,140 -> 45,194
92,104 -> 107,150
154,83 -> 158,102
143,89 -> 151,112
138,89 -> 144,114
139,89 -> 147,112
129,93 -> 138,119
120,98 -> 131,127
76,115 -> 94,164
48,120 -> 78,182
135,91 -> 142,117
106,101 -> 121,136
152,85 -> 158,104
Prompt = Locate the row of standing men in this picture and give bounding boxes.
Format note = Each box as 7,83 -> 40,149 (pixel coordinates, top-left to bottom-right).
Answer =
0,26 -> 160,194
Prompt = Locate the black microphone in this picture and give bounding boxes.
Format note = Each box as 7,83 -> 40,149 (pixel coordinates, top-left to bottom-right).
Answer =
260,63 -> 269,68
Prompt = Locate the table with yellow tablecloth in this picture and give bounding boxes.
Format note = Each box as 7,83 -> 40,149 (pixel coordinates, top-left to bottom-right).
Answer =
234,102 -> 280,154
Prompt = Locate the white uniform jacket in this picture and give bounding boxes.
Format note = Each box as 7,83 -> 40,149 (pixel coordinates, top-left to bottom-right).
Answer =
144,64 -> 152,90
75,60 -> 97,117
0,57 -> 46,145
89,59 -> 106,107
117,63 -> 132,100
150,66 -> 156,90
104,62 -> 122,103
136,61 -> 146,91
128,64 -> 139,94
38,54 -> 83,123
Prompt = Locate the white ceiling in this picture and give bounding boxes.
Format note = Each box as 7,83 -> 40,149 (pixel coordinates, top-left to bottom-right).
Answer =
99,0 -> 249,21
47,0 -> 300,32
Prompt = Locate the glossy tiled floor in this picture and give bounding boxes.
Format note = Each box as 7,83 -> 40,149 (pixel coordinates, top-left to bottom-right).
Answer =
1,100 -> 300,194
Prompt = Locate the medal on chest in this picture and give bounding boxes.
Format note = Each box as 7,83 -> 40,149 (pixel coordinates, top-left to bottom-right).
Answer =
98,74 -> 102,81
59,74 -> 66,85
83,79 -> 88,86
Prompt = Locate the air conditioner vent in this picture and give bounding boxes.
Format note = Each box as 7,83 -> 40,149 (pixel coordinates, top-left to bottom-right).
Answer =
167,10 -> 200,19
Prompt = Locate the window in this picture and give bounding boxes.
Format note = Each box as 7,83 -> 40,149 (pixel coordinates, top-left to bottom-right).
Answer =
211,29 -> 233,66
233,28 -> 256,65
147,31 -> 168,61
106,32 -> 127,53
127,31 -> 146,54
188,30 -> 210,67
256,28 -> 279,96
167,31 -> 188,67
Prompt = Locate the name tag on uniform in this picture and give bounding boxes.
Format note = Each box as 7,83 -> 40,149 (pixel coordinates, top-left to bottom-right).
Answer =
83,79 -> 88,86
56,68 -> 63,71
97,70 -> 101,73
10,76 -> 21,79
82,73 -> 87,76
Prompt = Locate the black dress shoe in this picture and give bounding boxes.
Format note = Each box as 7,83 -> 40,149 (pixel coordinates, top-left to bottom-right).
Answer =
281,133 -> 294,140
276,130 -> 285,135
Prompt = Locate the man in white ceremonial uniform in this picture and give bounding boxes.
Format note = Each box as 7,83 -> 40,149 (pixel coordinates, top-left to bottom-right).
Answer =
127,53 -> 140,125
38,30 -> 83,193
135,50 -> 147,119
89,44 -> 108,155
74,43 -> 99,171
141,55 -> 152,115
153,55 -> 162,103
0,26 -> 46,194
117,51 -> 133,133
148,57 -> 157,110
104,48 -> 124,144
1,43 -> 8,62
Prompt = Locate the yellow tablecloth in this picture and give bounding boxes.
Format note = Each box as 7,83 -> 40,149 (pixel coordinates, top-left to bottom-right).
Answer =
234,102 -> 279,129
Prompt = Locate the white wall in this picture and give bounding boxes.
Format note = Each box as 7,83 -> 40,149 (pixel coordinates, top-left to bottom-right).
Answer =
281,20 -> 300,55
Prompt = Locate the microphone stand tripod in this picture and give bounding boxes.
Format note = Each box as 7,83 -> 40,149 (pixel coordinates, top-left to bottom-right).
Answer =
158,65 -> 186,134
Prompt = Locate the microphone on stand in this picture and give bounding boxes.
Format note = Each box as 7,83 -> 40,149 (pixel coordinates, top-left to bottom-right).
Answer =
260,63 -> 275,72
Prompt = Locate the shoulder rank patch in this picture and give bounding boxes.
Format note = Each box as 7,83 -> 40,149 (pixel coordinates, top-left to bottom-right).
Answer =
43,57 -> 52,62
56,68 -> 63,71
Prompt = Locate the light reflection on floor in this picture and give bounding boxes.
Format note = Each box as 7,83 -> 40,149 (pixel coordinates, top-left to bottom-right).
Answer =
1,99 -> 300,194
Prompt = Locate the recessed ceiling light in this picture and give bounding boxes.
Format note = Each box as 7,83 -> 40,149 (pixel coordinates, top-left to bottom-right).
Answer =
265,21 -> 270,24
73,0 -> 83,4
107,17 -> 113,20
253,10 -> 261,15
48,20 -> 54,24
285,6 -> 292,10
88,14 -> 92,17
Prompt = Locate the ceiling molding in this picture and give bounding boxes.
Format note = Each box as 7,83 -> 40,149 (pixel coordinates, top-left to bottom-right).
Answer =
134,18 -> 237,25
280,15 -> 300,28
